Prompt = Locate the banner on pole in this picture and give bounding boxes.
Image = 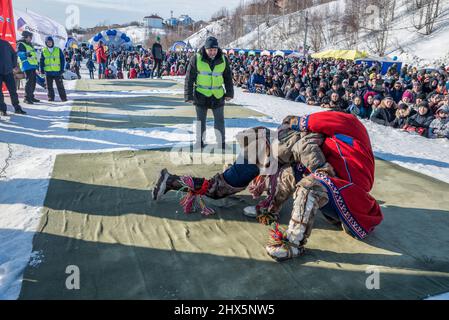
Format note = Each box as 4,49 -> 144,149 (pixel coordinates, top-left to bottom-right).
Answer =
14,9 -> 68,48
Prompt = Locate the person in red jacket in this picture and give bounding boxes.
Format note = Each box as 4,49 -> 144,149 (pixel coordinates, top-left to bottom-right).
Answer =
128,67 -> 137,79
95,41 -> 107,79
284,111 -> 383,238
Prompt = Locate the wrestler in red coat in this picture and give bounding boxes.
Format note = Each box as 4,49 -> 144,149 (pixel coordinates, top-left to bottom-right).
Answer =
293,111 -> 383,239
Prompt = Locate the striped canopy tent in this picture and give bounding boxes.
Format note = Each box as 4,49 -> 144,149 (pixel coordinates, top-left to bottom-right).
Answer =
273,50 -> 285,57
288,52 -> 302,58
248,50 -> 256,56
228,49 -> 235,55
238,49 -> 246,55
311,49 -> 368,60
261,50 -> 271,56
222,49 -> 227,54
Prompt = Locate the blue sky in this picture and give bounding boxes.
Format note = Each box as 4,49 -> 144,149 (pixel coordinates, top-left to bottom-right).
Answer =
14,0 -> 243,27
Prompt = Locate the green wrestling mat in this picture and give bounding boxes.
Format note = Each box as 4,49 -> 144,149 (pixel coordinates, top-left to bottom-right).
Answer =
74,78 -> 184,92
19,149 -> 449,299
69,79 -> 265,131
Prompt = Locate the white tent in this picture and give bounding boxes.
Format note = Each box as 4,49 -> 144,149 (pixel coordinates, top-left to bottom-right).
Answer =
261,50 -> 271,56
14,9 -> 68,48
274,50 -> 285,57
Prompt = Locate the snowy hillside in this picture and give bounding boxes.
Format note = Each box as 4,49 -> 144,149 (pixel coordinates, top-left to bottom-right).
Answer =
112,26 -> 166,45
187,0 -> 449,66
184,19 -> 226,49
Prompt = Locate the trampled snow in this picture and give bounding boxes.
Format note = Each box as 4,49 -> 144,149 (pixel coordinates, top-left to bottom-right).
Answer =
1,73 -> 448,300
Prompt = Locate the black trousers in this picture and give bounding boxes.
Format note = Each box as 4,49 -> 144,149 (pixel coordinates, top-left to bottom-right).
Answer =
24,69 -> 37,100
153,59 -> 162,78
0,73 -> 21,111
195,105 -> 225,147
46,75 -> 67,100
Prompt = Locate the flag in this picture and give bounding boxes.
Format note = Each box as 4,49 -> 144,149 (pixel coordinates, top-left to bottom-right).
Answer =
0,0 -> 17,49
1,0 -> 17,92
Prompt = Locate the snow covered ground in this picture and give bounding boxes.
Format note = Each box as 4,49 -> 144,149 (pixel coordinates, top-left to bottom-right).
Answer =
1,73 -> 448,300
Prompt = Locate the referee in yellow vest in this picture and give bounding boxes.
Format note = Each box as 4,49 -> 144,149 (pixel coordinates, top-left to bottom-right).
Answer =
185,37 -> 234,150
40,36 -> 67,102
17,31 -> 39,104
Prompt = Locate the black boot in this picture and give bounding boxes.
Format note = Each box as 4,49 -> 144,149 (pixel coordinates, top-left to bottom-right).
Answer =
152,169 -> 205,200
31,98 -> 40,103
1,110 -> 8,117
23,99 -> 34,105
15,107 -> 27,115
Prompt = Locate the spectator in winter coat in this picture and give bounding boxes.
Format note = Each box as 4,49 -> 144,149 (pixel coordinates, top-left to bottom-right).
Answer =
370,95 -> 397,126
128,67 -> 137,79
348,95 -> 369,119
0,38 -> 26,115
428,105 -> 449,139
294,87 -> 307,103
316,87 -> 327,104
403,101 -> 434,136
86,58 -> 96,79
389,81 -> 404,104
285,81 -> 301,101
428,94 -> 445,115
372,94 -> 383,114
249,68 -> 266,93
267,75 -> 284,97
326,81 -> 345,98
329,91 -> 348,111
391,102 -> 412,129
95,41 -> 107,79
401,90 -> 414,105
348,96 -> 363,118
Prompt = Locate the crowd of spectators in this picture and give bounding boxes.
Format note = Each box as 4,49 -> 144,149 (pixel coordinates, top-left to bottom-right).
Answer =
228,53 -> 449,139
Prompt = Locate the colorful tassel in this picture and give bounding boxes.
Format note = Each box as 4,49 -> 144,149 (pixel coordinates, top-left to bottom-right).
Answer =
268,223 -> 289,247
178,176 -> 215,216
248,175 -> 267,199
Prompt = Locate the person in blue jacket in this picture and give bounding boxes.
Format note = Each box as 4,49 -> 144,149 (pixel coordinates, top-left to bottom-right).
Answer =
249,67 -> 266,93
40,36 -> 67,102
86,58 -> 96,79
17,31 -> 39,104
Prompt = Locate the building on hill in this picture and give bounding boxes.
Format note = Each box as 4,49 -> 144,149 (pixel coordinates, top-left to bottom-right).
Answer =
144,14 -> 164,29
166,13 -> 195,27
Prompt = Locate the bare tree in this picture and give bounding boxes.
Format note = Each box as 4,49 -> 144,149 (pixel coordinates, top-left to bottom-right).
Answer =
363,0 -> 396,56
410,0 -> 442,35
309,12 -> 325,52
